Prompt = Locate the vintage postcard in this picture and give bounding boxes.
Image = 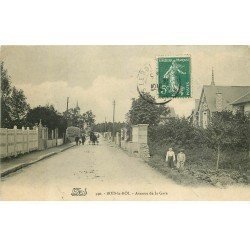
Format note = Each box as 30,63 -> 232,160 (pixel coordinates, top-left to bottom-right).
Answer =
0,45 -> 249,201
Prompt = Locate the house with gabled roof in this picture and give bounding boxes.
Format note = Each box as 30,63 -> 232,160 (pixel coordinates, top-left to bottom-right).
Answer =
192,69 -> 250,128
231,92 -> 250,114
190,99 -> 200,126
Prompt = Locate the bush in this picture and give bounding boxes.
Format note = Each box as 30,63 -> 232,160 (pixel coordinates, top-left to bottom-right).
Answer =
148,154 -> 248,187
148,135 -> 249,186
148,118 -> 206,150
148,115 -> 249,171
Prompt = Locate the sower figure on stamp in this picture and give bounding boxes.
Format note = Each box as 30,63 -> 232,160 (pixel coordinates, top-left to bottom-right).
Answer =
177,149 -> 186,169
166,147 -> 176,168
163,60 -> 186,93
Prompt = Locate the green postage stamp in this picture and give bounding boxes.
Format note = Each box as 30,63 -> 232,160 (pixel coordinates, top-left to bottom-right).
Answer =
158,56 -> 191,98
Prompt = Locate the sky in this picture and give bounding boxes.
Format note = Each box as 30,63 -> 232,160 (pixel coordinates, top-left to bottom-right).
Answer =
1,46 -> 249,122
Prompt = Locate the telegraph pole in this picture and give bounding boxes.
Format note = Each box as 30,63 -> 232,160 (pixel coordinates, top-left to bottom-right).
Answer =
66,97 -> 69,127
112,100 -> 115,141
104,116 -> 107,133
66,97 -> 69,112
63,97 -> 69,143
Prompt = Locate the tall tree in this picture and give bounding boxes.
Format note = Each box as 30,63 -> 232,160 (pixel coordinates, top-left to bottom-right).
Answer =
94,121 -> 125,133
126,94 -> 170,127
9,87 -> 30,127
205,111 -> 249,169
63,107 -> 96,130
1,62 -> 12,127
26,105 -> 67,137
1,62 -> 30,128
83,110 -> 95,128
64,107 -> 83,128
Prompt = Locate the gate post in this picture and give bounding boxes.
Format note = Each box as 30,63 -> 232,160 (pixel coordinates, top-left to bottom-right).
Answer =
13,125 -> 17,156
5,128 -> 8,157
22,126 -> 25,153
45,127 -> 48,149
27,127 -> 30,153
116,132 -> 121,147
55,128 -> 58,146
137,124 -> 150,160
37,121 -> 45,150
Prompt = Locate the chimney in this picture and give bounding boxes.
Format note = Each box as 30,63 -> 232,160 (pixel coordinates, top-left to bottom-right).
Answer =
216,92 -> 223,112
195,99 -> 199,110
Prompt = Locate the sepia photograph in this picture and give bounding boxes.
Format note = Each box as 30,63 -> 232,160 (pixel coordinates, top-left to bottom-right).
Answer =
0,45 -> 249,200
1,1 -> 250,250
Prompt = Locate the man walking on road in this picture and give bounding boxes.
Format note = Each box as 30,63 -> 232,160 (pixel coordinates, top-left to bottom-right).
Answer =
81,134 -> 86,145
75,136 -> 80,145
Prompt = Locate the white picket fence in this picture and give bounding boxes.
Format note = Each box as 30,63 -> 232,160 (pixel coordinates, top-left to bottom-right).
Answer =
0,127 -> 38,158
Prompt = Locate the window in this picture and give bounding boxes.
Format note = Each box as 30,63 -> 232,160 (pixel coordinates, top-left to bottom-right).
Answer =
203,111 -> 208,128
237,105 -> 244,113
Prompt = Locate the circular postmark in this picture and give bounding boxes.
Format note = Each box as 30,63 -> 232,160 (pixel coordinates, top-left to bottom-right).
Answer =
137,61 -> 181,105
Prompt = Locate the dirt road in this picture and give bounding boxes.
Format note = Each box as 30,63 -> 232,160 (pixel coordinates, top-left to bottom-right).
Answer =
1,138 -> 249,200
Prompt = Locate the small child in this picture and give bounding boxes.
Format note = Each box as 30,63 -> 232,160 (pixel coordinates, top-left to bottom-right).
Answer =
166,148 -> 176,168
177,149 -> 186,169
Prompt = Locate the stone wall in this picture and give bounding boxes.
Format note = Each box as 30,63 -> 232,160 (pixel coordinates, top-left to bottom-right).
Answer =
57,138 -> 64,146
120,124 -> 150,161
103,124 -> 150,160
115,132 -> 121,147
47,139 -> 57,149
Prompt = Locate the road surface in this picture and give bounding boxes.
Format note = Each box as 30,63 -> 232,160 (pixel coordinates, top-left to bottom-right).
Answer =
1,137 -> 250,200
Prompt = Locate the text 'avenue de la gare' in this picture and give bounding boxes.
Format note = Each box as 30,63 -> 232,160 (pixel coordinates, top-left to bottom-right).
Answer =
95,191 -> 169,196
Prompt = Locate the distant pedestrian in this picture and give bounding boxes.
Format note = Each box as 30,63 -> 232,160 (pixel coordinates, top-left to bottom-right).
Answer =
81,134 -> 86,145
177,149 -> 186,169
166,147 -> 175,168
75,136 -> 80,145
